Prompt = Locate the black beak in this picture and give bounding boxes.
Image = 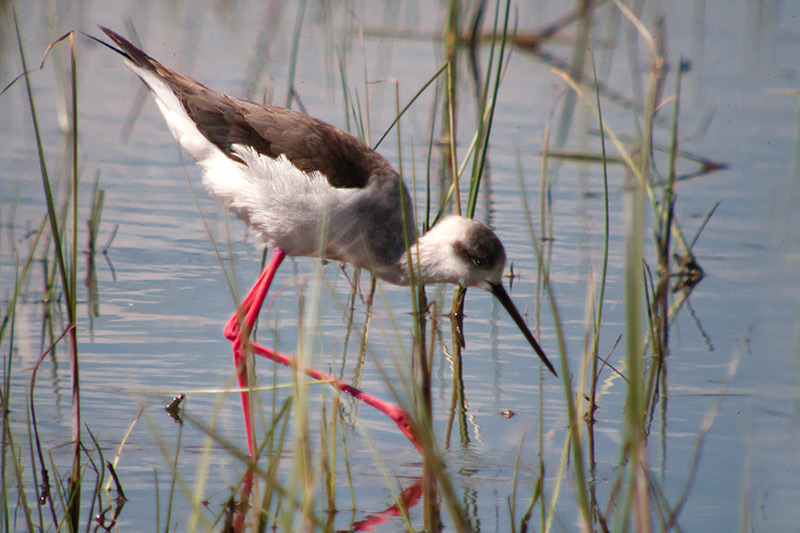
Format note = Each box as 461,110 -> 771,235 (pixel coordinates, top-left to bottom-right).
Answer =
490,283 -> 557,377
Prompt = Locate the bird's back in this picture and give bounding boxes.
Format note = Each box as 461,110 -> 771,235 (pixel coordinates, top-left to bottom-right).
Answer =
102,27 -> 415,275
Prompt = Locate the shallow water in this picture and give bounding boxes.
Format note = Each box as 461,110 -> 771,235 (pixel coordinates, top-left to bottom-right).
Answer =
2,0 -> 799,530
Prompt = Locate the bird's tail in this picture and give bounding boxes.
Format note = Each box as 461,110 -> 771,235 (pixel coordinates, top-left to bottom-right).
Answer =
98,26 -> 225,166
99,27 -> 175,82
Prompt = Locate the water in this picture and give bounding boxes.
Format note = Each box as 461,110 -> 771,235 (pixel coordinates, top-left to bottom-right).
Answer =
1,0 -> 799,530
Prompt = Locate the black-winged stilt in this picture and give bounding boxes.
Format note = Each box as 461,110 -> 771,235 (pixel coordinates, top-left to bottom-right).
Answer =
100,27 -> 556,454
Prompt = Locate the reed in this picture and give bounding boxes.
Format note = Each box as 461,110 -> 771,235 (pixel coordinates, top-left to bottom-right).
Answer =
11,17 -> 84,530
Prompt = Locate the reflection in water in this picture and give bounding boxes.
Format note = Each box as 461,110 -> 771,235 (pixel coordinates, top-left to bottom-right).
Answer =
349,478 -> 423,532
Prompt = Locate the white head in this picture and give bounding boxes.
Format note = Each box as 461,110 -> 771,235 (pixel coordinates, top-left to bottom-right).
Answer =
412,215 -> 557,376
414,215 -> 507,289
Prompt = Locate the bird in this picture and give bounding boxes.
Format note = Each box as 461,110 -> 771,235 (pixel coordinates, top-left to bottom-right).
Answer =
100,26 -> 557,455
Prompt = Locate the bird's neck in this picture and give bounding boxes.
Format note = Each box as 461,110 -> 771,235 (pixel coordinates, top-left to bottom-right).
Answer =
389,221 -> 458,287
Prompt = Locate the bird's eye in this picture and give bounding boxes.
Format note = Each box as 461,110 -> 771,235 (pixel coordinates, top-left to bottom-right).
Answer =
472,256 -> 484,266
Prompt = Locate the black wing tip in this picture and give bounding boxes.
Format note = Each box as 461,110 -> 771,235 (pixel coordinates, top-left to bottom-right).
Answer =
95,26 -> 129,57
82,27 -> 127,60
99,26 -> 127,49
96,26 -> 157,71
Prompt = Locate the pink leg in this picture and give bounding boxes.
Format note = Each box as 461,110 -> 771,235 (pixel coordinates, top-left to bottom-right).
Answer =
224,249 -> 420,455
223,249 -> 286,455
247,340 -> 419,451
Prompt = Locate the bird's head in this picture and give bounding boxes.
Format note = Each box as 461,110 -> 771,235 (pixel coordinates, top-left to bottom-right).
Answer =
416,215 -> 507,289
416,215 -> 557,376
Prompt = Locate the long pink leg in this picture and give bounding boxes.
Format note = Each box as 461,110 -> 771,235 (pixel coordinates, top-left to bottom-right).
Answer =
223,249 -> 287,455
223,249 -> 420,455
246,340 -> 419,451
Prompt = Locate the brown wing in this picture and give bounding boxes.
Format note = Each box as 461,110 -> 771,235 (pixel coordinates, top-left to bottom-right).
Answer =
101,26 -> 387,189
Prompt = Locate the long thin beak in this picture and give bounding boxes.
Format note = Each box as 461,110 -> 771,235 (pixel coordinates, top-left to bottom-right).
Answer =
490,283 -> 558,377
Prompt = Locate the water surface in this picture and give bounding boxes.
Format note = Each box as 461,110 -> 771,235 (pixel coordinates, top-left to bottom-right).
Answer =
1,1 -> 799,530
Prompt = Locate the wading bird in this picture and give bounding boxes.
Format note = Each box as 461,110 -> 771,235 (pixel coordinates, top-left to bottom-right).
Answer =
101,27 -> 556,454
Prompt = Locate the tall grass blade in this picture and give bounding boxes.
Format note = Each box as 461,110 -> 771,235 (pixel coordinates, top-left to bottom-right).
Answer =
465,0 -> 511,219
285,0 -> 308,109
587,50 -> 612,530
13,17 -> 83,530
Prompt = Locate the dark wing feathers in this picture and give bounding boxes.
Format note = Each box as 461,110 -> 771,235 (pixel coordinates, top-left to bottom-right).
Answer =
238,103 -> 383,188
101,26 -> 385,189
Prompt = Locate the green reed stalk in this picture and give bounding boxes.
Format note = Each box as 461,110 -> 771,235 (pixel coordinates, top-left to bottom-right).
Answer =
518,149 -> 592,529
392,77 -> 439,530
372,62 -> 448,151
285,0 -> 308,110
443,0 -> 460,215
291,264 -> 317,530
644,57 -> 684,415
14,19 -> 83,530
611,1 -> 662,530
465,0 -> 510,219
588,51 -> 612,531
4,267 -> 35,531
